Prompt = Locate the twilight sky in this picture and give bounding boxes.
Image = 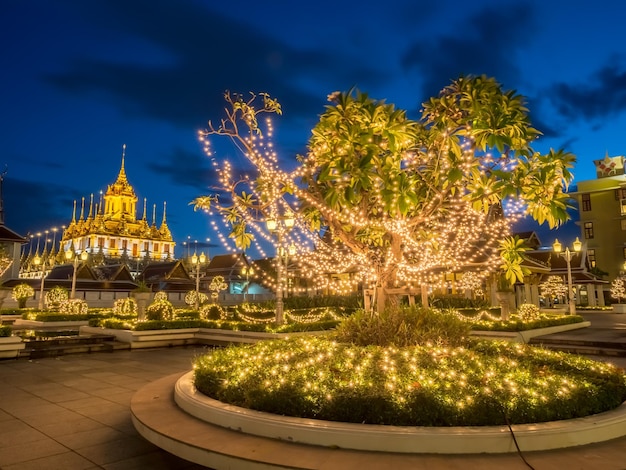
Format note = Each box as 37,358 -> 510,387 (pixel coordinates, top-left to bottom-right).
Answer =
2,0 -> 626,257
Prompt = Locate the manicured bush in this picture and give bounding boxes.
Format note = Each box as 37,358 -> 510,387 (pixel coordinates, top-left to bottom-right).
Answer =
430,295 -> 490,309
200,304 -> 224,320
12,283 -> 34,308
470,314 -> 584,332
45,286 -> 68,310
59,299 -> 88,315
517,303 -> 541,321
113,297 -> 137,316
0,325 -> 12,337
334,307 -> 470,347
145,299 -> 175,321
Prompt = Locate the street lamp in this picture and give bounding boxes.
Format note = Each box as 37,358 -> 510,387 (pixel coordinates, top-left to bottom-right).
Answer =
266,210 -> 294,325
241,265 -> 254,301
33,255 -> 45,310
191,251 -> 207,310
553,237 -> 582,315
66,249 -> 89,299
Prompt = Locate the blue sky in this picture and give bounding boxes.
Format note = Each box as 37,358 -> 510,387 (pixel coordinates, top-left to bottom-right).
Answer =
3,0 -> 626,257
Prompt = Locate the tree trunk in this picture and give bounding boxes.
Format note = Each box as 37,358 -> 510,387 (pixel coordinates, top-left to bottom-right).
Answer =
421,284 -> 429,308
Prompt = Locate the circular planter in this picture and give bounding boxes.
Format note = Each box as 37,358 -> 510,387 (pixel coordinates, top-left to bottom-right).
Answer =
174,371 -> 626,454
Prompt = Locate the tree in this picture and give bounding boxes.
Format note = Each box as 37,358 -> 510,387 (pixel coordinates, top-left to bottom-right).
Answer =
540,275 -> 568,307
610,277 -> 626,304
193,77 -> 575,312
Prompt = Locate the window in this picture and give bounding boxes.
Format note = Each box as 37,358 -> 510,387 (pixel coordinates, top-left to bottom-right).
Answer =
616,188 -> 626,200
110,239 -> 116,249
98,237 -> 104,248
587,249 -> 596,268
584,222 -> 594,239
581,193 -> 591,211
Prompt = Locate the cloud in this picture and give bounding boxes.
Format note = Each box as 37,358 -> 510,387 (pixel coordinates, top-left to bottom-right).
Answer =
3,176 -> 81,236
44,0 -> 386,132
146,146 -> 214,191
549,63 -> 626,121
400,2 -> 535,101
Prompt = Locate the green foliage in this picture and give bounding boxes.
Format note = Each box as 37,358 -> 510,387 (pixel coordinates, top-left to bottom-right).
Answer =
145,299 -> 175,321
470,314 -> 584,332
282,294 -> 362,310
194,77 -> 576,311
0,325 -> 12,337
99,318 -> 136,330
12,283 -> 34,308
429,295 -> 490,309
499,236 -> 531,286
132,281 -> 151,293
333,307 -> 470,347
113,298 -> 137,316
45,286 -> 69,310
194,336 -> 626,426
200,304 -> 225,320
59,299 -> 88,315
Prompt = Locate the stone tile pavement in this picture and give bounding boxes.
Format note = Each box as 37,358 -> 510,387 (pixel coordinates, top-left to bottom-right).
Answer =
0,346 -> 213,469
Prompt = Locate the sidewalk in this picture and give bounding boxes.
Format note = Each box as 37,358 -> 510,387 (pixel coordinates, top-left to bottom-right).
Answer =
0,313 -> 625,469
0,346 -> 212,469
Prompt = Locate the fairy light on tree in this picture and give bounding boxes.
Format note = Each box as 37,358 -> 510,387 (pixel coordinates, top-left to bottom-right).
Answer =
193,77 -> 576,313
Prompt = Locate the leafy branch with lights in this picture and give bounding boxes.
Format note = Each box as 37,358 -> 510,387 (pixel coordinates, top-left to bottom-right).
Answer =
192,76 -> 575,312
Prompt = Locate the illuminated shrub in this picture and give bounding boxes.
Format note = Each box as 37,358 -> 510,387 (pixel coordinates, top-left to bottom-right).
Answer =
517,303 -> 541,321
113,297 -> 137,316
154,291 -> 168,302
185,290 -> 208,308
59,299 -> 88,315
334,307 -> 470,347
12,283 -> 34,308
45,286 -> 69,310
200,304 -> 223,320
194,336 -> 626,426
145,298 -> 175,321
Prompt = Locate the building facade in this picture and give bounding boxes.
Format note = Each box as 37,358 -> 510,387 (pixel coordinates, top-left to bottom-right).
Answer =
59,148 -> 176,273
570,154 -> 626,283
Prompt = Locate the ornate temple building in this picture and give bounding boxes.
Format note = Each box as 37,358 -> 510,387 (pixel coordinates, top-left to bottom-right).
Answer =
60,146 -> 176,269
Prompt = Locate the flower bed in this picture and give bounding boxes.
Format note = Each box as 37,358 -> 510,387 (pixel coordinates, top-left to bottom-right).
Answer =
193,336 -> 626,426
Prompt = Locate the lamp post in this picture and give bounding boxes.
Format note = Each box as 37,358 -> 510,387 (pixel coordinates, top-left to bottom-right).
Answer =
66,249 -> 89,299
553,237 -> 582,315
191,251 -> 206,310
266,210 -> 295,325
241,265 -> 254,301
33,255 -> 45,310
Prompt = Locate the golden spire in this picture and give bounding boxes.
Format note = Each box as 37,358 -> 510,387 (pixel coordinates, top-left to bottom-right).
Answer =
71,200 -> 77,223
152,203 -> 157,226
79,197 -> 85,221
117,144 -> 128,184
87,194 -> 94,219
161,201 -> 167,224
142,198 -> 147,220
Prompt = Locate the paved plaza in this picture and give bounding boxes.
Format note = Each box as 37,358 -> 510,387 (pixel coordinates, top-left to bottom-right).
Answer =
0,312 -> 625,469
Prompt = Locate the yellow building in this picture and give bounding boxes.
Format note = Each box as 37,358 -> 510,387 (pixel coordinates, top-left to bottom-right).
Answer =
60,146 -> 175,266
570,154 -> 626,283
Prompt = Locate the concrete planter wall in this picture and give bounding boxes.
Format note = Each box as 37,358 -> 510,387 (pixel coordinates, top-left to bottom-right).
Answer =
471,320 -> 591,344
612,304 -> 626,314
79,326 -> 321,348
0,336 -> 25,359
